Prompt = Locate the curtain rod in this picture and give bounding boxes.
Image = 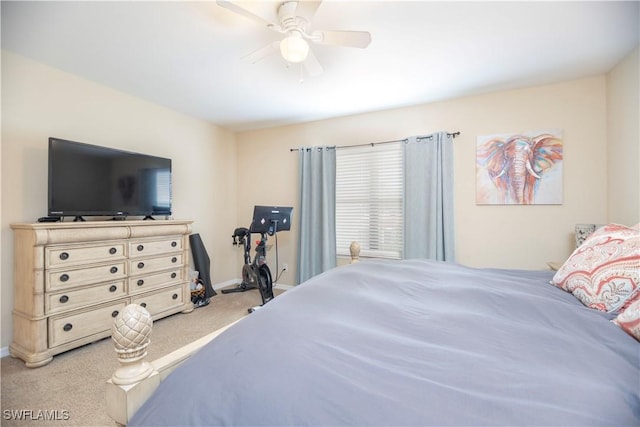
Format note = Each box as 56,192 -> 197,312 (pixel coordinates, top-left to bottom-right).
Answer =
289,131 -> 460,152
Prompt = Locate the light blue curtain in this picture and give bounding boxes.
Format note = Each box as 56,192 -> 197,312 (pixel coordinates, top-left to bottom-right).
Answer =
297,147 -> 336,284
403,132 -> 455,261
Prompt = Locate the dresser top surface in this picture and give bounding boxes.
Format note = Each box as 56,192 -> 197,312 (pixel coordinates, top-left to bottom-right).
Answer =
11,219 -> 193,230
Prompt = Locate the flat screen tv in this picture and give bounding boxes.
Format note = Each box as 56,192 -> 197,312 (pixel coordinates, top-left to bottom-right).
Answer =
48,137 -> 172,219
249,205 -> 293,235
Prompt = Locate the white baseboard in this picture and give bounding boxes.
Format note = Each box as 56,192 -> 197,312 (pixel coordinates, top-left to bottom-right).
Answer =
213,279 -> 241,291
1,346 -> 10,358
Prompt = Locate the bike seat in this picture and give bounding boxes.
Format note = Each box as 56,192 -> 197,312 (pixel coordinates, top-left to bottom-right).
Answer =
233,227 -> 249,238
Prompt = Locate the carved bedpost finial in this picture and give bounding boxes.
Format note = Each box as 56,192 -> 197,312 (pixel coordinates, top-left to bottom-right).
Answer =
111,304 -> 154,385
350,241 -> 361,264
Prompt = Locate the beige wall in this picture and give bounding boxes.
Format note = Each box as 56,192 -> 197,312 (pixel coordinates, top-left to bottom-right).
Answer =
237,76 -> 612,282
1,51 -> 240,349
607,45 -> 640,225
2,45 -> 637,350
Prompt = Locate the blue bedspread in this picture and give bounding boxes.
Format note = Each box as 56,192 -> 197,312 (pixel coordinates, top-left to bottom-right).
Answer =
129,259 -> 640,426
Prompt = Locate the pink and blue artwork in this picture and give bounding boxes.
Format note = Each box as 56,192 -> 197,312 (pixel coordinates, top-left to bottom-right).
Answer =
476,129 -> 564,205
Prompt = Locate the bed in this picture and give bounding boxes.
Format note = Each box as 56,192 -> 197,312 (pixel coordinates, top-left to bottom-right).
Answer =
107,225 -> 640,426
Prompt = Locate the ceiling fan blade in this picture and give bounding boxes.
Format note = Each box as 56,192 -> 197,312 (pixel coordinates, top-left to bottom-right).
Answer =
294,0 -> 322,22
303,49 -> 323,77
242,41 -> 280,63
312,30 -> 372,48
216,0 -> 278,28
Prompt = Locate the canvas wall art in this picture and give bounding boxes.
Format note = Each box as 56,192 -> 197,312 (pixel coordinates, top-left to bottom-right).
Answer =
476,129 -> 564,205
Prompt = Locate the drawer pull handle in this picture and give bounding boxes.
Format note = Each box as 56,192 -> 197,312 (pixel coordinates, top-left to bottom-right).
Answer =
137,279 -> 144,286
171,272 -> 177,279
109,247 -> 117,255
59,295 -> 69,303
109,285 -> 117,292
110,266 -> 118,274
60,273 -> 69,282
171,257 -> 177,263
172,293 -> 178,300
140,303 -> 147,308
59,252 -> 69,260
63,323 -> 73,332
112,310 -> 119,318
137,244 -> 144,252
171,241 -> 177,247
137,262 -> 145,269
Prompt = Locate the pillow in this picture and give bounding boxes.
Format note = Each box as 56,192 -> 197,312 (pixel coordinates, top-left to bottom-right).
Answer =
551,223 -> 640,313
614,296 -> 640,341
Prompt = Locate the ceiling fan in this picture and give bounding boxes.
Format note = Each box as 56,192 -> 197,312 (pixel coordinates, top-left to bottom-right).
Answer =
216,0 -> 372,77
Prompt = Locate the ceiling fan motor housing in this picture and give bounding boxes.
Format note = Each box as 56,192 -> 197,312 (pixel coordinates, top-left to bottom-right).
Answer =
278,1 -> 311,36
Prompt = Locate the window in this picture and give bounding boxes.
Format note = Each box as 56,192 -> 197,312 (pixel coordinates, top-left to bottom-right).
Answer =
154,169 -> 172,209
336,143 -> 403,259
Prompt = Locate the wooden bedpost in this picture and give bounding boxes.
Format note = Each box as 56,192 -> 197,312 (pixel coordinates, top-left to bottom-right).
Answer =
350,241 -> 361,263
104,305 -> 245,425
105,304 -> 159,426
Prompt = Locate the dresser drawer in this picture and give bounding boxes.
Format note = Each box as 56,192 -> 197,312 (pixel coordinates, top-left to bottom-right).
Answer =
131,286 -> 184,317
128,268 -> 183,295
47,262 -> 127,291
48,300 -> 127,348
46,280 -> 127,315
46,242 -> 126,268
129,253 -> 183,276
129,237 -> 183,258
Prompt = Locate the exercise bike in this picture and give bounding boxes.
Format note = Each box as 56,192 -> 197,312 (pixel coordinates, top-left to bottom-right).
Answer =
222,206 -> 293,313
222,227 -> 274,311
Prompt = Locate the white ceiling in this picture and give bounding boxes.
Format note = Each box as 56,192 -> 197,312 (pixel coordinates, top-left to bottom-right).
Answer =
2,1 -> 638,132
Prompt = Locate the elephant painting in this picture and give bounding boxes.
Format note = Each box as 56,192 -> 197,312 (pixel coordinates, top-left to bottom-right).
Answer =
476,131 -> 563,205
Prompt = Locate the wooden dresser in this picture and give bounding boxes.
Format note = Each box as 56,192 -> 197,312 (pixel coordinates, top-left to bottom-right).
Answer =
10,220 -> 194,367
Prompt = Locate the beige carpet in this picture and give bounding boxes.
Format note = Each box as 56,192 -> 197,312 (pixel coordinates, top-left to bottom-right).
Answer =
1,286 -> 282,426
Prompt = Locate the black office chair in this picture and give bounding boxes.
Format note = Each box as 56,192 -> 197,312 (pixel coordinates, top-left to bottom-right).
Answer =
189,234 -> 217,304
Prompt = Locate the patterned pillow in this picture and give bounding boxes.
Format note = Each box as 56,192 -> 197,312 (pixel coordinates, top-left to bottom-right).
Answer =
614,296 -> 640,341
551,223 -> 640,313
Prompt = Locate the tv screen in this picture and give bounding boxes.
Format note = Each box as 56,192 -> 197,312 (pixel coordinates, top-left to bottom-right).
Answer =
48,138 -> 172,219
250,206 -> 293,235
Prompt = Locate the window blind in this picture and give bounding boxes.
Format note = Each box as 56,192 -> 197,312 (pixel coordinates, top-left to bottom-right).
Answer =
336,143 -> 403,259
154,170 -> 172,208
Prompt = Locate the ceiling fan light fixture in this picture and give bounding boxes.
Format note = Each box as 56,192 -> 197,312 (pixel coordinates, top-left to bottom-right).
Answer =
280,33 -> 309,63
